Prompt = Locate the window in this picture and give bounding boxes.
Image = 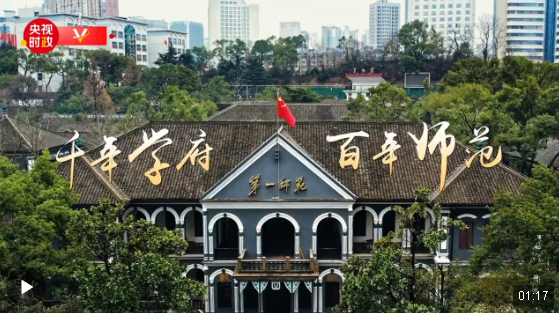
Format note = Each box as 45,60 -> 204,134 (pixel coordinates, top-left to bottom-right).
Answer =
112,42 -> 117,49
465,16 -> 470,21
459,221 -> 474,249
353,211 -> 367,237
136,44 -> 141,51
432,4 -> 436,8
136,54 -> 141,61
118,31 -> 123,38
142,34 -> 147,41
415,12 -> 419,16
432,17 -> 436,22
449,3 -> 453,8
440,4 -> 445,8
440,17 -> 445,21
448,17 -> 453,21
457,3 -> 461,8
415,5 -> 419,9
69,48 -> 75,56
68,23 -> 74,26
217,281 -> 232,309
424,11 -> 428,16
142,45 -> 146,52
423,4 -> 428,9
466,10 -> 470,14
111,30 -> 117,36
142,55 -> 147,62
136,34 -> 141,40
27,158 -> 35,170
466,3 -> 471,8
118,42 -> 124,49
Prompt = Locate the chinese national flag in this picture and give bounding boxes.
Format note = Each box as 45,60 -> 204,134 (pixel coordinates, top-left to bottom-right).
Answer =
277,95 -> 296,128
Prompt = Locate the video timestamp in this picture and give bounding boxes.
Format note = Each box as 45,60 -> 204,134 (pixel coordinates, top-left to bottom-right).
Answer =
513,285 -> 555,308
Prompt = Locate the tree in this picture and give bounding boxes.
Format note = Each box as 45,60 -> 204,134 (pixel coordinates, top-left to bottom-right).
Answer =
344,83 -> 413,121
191,46 -> 213,74
88,50 -> 129,86
196,76 -> 235,104
83,59 -> 114,119
398,21 -> 444,73
0,43 -> 17,75
251,38 -> 274,62
0,153 -> 86,312
477,15 -> 506,61
255,85 -> 322,103
68,200 -> 206,312
243,56 -> 268,86
140,64 -> 202,100
108,85 -> 138,113
155,43 -> 178,65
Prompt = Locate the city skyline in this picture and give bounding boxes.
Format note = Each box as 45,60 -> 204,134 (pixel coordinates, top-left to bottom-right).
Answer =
3,0 -> 492,40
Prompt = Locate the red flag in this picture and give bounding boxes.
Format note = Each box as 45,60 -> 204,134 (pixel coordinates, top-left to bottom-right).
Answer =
277,95 -> 296,127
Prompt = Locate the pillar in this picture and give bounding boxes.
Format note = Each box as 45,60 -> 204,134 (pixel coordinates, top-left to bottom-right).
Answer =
294,287 -> 299,313
209,231 -> 214,261
234,280 -> 239,313
257,231 -> 262,259
295,232 -> 300,258
258,292 -> 263,313
204,274 -> 209,313
312,231 -> 317,255
239,231 -> 244,255
312,281 -> 317,313
240,285 -> 244,313
342,230 -> 348,260
209,282 -> 215,313
178,223 -> 185,240
435,210 -> 451,264
203,210 -> 208,261
318,282 -> 323,313
348,213 -> 353,256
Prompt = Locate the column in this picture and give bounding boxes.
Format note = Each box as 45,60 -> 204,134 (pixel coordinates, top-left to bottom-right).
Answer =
209,282 -> 215,313
435,210 -> 451,264
204,274 -> 210,313
258,292 -> 263,313
294,287 -> 299,313
318,282 -> 323,313
342,230 -> 348,261
240,285 -> 244,313
203,209 -> 208,261
312,231 -> 317,255
234,280 -> 239,313
209,231 -> 214,261
374,221 -> 382,242
178,222 -> 185,240
239,231 -> 244,255
295,232 -> 300,258
257,231 -> 262,259
312,281 -> 317,313
348,213 -> 353,256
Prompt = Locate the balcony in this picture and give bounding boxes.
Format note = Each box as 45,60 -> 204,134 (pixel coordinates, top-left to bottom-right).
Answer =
185,241 -> 203,255
317,248 -> 341,260
215,247 -> 239,260
234,250 -> 319,281
353,241 -> 373,254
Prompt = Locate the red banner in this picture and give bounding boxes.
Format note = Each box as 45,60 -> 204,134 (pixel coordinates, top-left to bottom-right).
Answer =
57,26 -> 107,46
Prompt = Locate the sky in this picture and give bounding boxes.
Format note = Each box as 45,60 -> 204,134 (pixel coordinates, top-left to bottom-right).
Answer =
3,0 -> 493,39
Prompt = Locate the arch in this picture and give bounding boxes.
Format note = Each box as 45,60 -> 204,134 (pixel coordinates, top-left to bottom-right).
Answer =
184,264 -> 208,276
122,207 -> 150,221
312,213 -> 348,232
414,263 -> 433,274
378,206 -> 393,222
425,208 -> 435,222
482,214 -> 491,219
318,268 -> 344,283
180,206 -> 203,224
353,206 -> 378,223
457,214 -> 477,220
256,213 -> 300,232
208,213 -> 244,232
151,207 -> 180,225
209,268 -> 235,283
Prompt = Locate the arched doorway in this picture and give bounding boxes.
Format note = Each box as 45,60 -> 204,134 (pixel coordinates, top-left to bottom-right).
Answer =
317,218 -> 342,260
182,208 -> 204,254
262,218 -> 295,257
214,218 -> 239,260
156,211 -> 176,230
323,274 -> 342,310
186,268 -> 204,283
352,209 -> 373,254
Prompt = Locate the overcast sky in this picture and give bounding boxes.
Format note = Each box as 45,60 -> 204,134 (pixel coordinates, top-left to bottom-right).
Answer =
3,0 -> 493,39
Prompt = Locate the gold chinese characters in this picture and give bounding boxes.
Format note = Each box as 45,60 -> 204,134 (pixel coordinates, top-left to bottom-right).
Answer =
248,175 -> 309,196
55,131 -> 85,189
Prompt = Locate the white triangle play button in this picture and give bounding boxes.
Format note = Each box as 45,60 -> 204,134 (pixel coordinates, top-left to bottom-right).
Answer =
21,280 -> 33,294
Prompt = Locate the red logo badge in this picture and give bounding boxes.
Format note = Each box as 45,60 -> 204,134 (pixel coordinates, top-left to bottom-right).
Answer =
22,18 -> 59,54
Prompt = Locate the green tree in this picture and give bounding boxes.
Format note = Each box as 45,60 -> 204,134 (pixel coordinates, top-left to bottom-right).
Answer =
108,85 -> 138,113
255,85 -> 321,103
0,44 -> 18,75
191,46 -> 213,73
243,56 -> 268,86
344,83 -> 413,121
398,21 -> 444,73
196,76 -> 235,103
0,153 -> 86,312
88,50 -> 130,86
140,64 -> 202,100
155,43 -> 178,65
68,200 -> 206,313
251,38 -> 274,62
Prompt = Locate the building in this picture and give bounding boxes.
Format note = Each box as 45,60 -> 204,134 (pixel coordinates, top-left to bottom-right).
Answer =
57,118 -> 524,313
404,72 -> 431,97
43,0 -> 119,17
321,25 -> 342,49
369,0 -> 400,49
405,0 -> 475,46
14,9 -> 149,91
0,10 -> 17,46
361,29 -> 369,46
147,29 -> 187,67
208,0 -> 259,48
129,16 -> 168,29
494,0 -> 553,62
170,21 -> 205,48
204,37 -> 210,49
344,73 -> 387,100
301,30 -> 309,48
280,22 -> 301,38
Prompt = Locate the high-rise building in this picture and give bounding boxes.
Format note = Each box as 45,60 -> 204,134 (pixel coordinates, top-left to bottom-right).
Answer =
208,0 -> 259,48
362,29 -> 369,46
370,0 -> 400,49
495,0 -> 555,62
321,25 -> 342,49
170,21 -> 205,48
280,22 -> 301,38
0,10 -> 16,46
405,0 -> 474,46
43,0 -> 119,17
301,30 -> 309,48
129,16 -> 168,29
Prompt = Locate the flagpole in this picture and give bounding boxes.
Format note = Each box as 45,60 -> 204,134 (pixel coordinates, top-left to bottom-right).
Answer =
276,88 -> 280,199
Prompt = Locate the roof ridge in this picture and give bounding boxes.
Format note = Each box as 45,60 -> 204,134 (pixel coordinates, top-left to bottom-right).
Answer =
207,103 -> 240,120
